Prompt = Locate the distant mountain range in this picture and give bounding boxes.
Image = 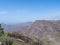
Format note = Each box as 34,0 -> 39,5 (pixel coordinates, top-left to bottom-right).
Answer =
1,22 -> 32,32
1,20 -> 60,45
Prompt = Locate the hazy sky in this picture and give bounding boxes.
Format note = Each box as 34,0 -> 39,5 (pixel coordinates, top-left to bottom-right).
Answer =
0,0 -> 60,24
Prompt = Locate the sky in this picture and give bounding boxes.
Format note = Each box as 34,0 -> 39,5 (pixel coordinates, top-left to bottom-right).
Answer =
0,0 -> 60,24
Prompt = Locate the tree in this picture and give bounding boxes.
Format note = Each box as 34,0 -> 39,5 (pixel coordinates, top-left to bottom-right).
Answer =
0,24 -> 4,36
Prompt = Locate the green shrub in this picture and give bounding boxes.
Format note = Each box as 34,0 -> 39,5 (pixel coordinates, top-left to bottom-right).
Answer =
0,35 -> 13,45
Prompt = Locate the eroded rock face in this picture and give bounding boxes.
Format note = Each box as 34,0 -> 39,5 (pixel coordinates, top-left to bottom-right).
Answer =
19,20 -> 60,45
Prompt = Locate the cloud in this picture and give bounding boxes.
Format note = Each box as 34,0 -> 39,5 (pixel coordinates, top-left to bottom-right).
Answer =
52,11 -> 60,20
46,11 -> 60,20
0,11 -> 8,14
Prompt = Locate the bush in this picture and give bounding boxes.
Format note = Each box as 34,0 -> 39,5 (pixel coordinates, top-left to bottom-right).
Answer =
0,35 -> 13,45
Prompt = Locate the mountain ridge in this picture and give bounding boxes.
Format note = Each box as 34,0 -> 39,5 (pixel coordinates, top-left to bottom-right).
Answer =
1,20 -> 60,45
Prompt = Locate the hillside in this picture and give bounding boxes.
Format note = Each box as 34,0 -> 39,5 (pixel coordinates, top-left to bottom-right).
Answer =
1,20 -> 60,45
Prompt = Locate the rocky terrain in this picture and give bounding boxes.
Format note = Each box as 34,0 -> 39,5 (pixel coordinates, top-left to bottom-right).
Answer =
2,20 -> 60,45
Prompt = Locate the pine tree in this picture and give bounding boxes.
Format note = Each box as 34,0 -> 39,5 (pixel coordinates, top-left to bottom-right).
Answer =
0,24 -> 4,36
